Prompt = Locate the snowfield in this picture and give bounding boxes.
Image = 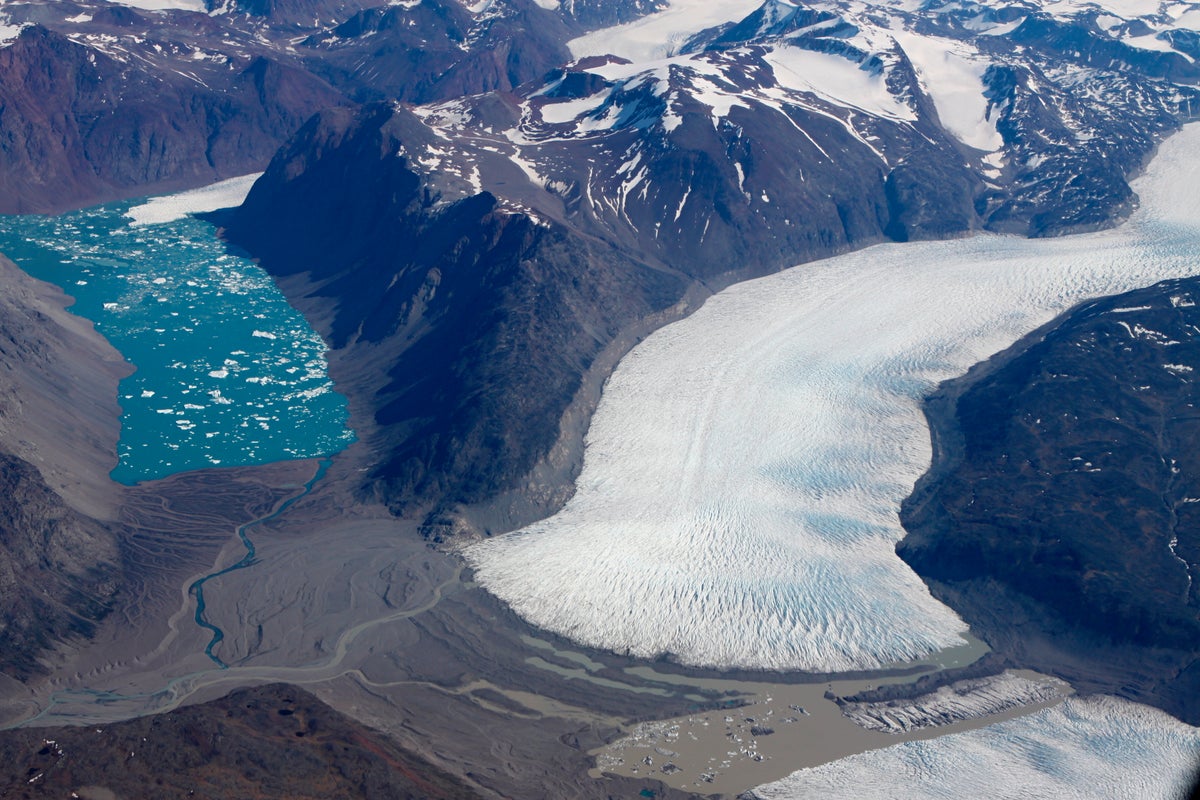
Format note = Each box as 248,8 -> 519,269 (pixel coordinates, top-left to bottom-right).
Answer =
748,696 -> 1200,800
567,0 -> 763,61
124,173 -> 261,227
465,123 -> 1200,673
112,0 -> 207,11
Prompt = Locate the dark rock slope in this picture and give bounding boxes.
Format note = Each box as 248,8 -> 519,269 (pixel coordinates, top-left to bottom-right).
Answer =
0,683 -> 483,799
301,0 -> 575,103
899,276 -> 1200,724
216,103 -> 690,530
0,258 -> 130,678
0,452 -> 120,679
0,0 -> 579,213
0,23 -> 347,214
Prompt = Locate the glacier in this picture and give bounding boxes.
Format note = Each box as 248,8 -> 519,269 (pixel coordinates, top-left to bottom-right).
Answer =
465,123 -> 1200,673
124,172 -> 261,227
748,696 -> 1200,800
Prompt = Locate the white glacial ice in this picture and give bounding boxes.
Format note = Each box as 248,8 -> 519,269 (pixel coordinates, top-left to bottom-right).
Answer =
111,0 -> 207,11
890,30 -> 1001,152
763,44 -> 917,122
749,696 -> 1200,800
124,172 -> 261,227
568,0 -> 763,62
465,123 -> 1200,673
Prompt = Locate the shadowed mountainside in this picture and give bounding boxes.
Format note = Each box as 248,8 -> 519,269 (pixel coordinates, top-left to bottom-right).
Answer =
900,276 -> 1200,724
214,103 -> 688,533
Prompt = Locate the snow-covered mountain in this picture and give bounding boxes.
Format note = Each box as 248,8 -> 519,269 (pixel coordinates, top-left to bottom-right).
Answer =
0,0 -> 609,211
0,0 -> 1195,216
203,0 -> 1200,533
412,0 -> 1200,239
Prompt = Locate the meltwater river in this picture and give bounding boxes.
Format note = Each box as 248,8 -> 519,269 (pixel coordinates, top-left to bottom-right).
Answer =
0,178 -> 354,483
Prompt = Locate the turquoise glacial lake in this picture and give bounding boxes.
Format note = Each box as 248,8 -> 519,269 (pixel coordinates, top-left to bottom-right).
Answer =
0,190 -> 355,484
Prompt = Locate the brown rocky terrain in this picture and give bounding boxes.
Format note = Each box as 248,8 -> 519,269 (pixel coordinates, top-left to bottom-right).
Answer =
0,257 -> 129,678
0,23 -> 349,214
302,0 -> 575,104
0,683 -> 484,799
0,452 -> 120,679
0,0 -> 632,215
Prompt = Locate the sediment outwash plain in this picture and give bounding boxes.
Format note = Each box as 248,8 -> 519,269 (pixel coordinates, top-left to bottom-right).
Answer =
1,0 -> 1200,796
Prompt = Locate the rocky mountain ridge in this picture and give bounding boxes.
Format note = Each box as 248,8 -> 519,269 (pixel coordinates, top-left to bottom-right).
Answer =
217,0 -> 1200,532
0,0 -> 642,213
0,0 -> 1195,218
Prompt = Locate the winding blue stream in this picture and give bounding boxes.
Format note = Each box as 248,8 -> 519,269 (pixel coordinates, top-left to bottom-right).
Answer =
190,457 -> 333,668
0,182 -> 357,666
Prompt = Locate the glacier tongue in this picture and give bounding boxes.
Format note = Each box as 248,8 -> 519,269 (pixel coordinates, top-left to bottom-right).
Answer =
567,0 -> 763,61
124,173 -> 262,227
748,695 -> 1200,800
465,123 -> 1200,673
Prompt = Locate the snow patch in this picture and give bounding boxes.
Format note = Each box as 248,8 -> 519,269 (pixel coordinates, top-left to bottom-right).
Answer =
111,0 -> 207,11
1043,0 -> 1163,20
0,20 -> 26,45
891,30 -> 1001,152
568,0 -> 763,62
764,44 -> 916,121
539,93 -> 610,124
